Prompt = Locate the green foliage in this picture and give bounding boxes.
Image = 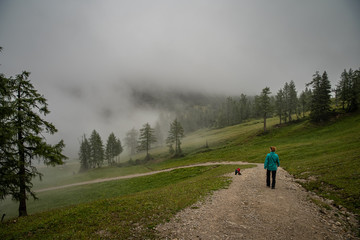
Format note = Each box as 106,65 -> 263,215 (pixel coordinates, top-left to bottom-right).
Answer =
255,87 -> 272,131
0,71 -> 67,217
105,132 -> 123,165
288,80 -> 298,121
89,130 -> 104,168
0,165 -> 253,239
275,88 -> 285,124
308,71 -> 332,122
137,123 -> 157,159
336,68 -> 360,112
79,135 -> 91,171
299,87 -> 312,117
166,118 -> 185,156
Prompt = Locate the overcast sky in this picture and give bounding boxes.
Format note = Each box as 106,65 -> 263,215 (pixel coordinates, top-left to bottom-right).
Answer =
1,0 -> 360,157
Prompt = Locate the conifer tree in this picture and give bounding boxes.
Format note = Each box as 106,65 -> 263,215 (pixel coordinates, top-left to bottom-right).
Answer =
275,89 -> 285,124
0,71 -> 66,216
336,68 -> 360,112
79,135 -> 91,171
105,133 -> 117,165
256,87 -> 272,132
166,119 -> 185,156
89,130 -> 104,168
308,71 -> 332,122
125,128 -> 138,156
281,82 -> 290,123
288,80 -> 298,121
239,93 -> 249,121
137,123 -> 156,160
105,133 -> 122,165
336,69 -> 351,111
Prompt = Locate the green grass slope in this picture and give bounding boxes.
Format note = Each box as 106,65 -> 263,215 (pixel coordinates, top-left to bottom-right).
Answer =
1,113 -> 359,239
0,164 -> 254,239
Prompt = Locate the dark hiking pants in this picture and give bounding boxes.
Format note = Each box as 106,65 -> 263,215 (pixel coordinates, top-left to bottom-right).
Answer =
266,170 -> 277,188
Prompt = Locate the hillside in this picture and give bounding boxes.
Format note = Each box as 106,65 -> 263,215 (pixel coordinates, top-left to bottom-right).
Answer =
0,113 -> 359,239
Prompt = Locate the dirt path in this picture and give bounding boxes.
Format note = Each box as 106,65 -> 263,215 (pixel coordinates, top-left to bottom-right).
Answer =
35,162 -> 252,193
156,164 -> 358,240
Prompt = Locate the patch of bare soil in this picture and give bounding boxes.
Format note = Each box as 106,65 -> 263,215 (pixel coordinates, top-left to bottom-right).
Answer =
156,164 -> 359,240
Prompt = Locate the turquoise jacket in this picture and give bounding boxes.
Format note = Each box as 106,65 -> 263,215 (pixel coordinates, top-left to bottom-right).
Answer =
264,152 -> 280,171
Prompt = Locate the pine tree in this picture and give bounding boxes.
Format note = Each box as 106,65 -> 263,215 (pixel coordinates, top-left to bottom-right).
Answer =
137,123 -> 156,160
239,93 -> 249,122
351,68 -> 360,111
256,87 -> 272,132
124,128 -> 138,156
89,130 -> 104,168
166,119 -> 185,156
283,82 -> 290,123
79,135 -> 91,171
336,69 -> 351,111
299,90 -> 307,117
275,89 -> 285,124
299,87 -> 312,117
0,71 -> 66,216
288,80 -> 298,121
105,133 -> 117,165
308,71 -> 332,122
336,68 -> 360,112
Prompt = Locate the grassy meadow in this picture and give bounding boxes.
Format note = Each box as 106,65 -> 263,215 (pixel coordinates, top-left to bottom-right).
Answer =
1,112 -> 360,239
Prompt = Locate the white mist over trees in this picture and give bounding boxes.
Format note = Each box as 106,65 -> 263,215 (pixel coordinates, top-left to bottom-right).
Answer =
75,66 -> 360,170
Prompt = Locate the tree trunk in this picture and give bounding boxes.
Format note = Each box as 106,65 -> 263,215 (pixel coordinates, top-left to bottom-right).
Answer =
17,87 -> 27,217
18,135 -> 27,216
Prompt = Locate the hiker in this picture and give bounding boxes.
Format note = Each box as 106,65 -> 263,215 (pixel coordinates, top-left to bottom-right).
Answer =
264,146 -> 280,189
235,167 -> 241,175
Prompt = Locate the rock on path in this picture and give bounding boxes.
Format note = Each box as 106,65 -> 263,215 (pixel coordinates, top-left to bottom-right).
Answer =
156,164 -> 358,240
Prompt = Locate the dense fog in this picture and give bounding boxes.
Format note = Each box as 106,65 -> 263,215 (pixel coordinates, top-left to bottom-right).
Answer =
1,0 -> 359,157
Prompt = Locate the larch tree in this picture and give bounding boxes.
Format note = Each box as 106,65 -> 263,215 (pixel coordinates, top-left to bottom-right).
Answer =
0,71 -> 67,217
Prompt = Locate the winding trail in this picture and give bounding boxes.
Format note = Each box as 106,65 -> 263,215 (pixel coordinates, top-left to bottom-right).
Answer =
35,162 -> 252,193
156,164 -> 358,240
36,162 -> 358,239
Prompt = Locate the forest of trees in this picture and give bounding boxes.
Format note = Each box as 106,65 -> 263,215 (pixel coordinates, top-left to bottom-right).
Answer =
77,67 -> 360,170
174,68 -> 359,132
79,131 -> 123,171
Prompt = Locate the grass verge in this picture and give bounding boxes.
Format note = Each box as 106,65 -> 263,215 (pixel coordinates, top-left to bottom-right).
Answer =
0,164 -> 254,239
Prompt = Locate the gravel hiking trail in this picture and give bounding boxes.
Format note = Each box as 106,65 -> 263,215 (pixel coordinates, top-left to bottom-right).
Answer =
156,164 -> 359,240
